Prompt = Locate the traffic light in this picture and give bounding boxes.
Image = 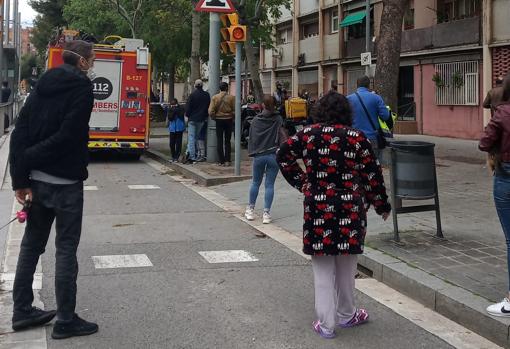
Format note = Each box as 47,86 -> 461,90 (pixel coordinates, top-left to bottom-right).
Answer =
220,13 -> 246,55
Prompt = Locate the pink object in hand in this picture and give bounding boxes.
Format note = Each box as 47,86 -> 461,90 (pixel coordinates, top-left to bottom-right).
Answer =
16,210 -> 28,223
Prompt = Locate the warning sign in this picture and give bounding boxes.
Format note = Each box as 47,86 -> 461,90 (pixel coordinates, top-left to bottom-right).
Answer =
195,0 -> 235,13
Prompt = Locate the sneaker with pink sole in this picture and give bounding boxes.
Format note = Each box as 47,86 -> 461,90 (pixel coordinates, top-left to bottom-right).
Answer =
338,308 -> 369,328
312,320 -> 336,339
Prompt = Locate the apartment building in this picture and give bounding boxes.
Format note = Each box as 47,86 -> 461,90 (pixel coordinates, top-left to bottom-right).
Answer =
253,0 -> 496,140
21,27 -> 36,56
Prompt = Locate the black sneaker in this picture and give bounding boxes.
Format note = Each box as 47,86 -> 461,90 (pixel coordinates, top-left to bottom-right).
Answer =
51,314 -> 98,340
12,306 -> 57,331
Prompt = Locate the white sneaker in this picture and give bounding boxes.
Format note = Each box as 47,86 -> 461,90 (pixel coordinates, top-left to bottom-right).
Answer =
262,211 -> 272,224
487,298 -> 510,317
245,207 -> 255,221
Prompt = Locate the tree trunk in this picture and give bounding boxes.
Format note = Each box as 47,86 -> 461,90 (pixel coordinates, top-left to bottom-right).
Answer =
190,5 -> 201,86
168,62 -> 175,102
374,0 -> 409,111
244,28 -> 263,103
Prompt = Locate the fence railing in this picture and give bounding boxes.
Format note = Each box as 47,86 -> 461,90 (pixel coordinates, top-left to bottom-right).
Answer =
1,95 -> 26,135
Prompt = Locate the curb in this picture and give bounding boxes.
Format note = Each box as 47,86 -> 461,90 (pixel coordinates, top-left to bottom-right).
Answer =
359,247 -> 510,348
145,148 -> 252,186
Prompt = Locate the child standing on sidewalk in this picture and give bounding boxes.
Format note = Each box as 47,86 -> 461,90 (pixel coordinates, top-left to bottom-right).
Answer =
276,91 -> 391,338
479,73 -> 510,317
167,98 -> 185,162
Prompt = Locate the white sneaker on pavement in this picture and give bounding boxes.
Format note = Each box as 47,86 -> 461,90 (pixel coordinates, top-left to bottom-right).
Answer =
245,207 -> 255,221
487,298 -> 510,317
262,211 -> 272,224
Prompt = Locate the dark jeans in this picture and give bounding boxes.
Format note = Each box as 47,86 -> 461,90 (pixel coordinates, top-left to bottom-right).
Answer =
13,180 -> 84,321
494,163 -> 510,291
216,118 -> 233,164
169,131 -> 183,160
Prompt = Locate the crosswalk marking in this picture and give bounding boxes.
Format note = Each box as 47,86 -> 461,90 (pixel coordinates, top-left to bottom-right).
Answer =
127,185 -> 160,190
84,185 -> 99,191
92,254 -> 153,269
199,250 -> 259,264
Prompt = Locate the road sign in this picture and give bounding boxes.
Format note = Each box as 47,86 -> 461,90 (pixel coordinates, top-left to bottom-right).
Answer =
195,0 -> 235,13
361,52 -> 372,66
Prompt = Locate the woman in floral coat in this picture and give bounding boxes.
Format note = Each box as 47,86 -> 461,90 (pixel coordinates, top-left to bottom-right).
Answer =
276,91 -> 391,339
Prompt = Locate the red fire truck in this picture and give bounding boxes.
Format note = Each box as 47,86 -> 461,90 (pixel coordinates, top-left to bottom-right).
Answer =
47,33 -> 151,159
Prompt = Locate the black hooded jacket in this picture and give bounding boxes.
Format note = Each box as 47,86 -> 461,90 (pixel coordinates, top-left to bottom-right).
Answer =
9,64 -> 94,190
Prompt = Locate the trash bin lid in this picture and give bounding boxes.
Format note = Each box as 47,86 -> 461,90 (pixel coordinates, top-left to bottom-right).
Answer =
390,141 -> 435,150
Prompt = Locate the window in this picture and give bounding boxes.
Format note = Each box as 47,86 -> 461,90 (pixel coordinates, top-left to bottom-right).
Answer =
301,21 -> 319,39
437,0 -> 480,23
331,9 -> 339,34
434,61 -> 479,106
277,27 -> 292,45
404,2 -> 415,30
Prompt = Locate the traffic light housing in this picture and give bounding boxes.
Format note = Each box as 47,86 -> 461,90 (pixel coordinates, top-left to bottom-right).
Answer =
220,13 -> 246,55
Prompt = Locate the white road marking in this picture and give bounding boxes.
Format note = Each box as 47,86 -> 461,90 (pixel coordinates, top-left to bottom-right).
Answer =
143,157 -> 503,349
356,278 -> 503,349
92,254 -> 153,269
127,184 -> 160,190
84,185 -> 99,191
199,250 -> 259,263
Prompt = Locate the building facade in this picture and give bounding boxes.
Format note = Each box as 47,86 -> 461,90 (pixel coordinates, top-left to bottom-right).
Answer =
254,0 -> 492,140
21,27 -> 36,56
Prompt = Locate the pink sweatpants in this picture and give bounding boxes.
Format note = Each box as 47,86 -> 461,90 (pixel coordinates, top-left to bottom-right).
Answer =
311,254 -> 358,331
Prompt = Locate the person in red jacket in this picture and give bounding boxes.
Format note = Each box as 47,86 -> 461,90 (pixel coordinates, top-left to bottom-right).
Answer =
479,73 -> 510,317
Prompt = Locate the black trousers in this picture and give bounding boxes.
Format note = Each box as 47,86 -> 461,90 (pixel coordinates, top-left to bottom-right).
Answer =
215,119 -> 233,164
13,180 -> 84,321
169,131 -> 183,160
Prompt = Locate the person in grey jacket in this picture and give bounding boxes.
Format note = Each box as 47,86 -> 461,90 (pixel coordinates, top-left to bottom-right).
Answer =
245,95 -> 285,224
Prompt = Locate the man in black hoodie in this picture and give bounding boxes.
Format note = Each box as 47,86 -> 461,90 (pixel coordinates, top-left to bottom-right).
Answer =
9,40 -> 98,339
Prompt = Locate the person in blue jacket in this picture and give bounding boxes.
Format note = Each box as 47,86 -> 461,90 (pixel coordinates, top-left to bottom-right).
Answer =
347,76 -> 390,159
167,98 -> 186,162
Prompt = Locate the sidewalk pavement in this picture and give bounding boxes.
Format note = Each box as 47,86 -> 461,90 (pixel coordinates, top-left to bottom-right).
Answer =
148,129 -> 510,346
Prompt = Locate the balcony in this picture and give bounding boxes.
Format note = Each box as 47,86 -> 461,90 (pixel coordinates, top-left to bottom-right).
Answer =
324,34 -> 340,61
299,37 -> 321,64
401,16 -> 480,53
344,38 -> 373,59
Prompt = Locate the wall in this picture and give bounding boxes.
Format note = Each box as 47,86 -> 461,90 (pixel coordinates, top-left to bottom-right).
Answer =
324,34 -> 340,60
276,43 -> 293,67
299,37 -> 321,63
300,0 -> 319,16
492,0 -> 510,43
414,0 -> 436,29
415,64 -> 484,139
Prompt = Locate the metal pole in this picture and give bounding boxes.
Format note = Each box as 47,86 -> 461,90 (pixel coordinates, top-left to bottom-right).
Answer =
207,12 -> 221,163
365,0 -> 371,76
234,42 -> 242,176
0,1 -> 4,82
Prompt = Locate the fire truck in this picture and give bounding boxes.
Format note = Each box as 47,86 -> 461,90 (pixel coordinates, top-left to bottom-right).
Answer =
47,32 -> 151,159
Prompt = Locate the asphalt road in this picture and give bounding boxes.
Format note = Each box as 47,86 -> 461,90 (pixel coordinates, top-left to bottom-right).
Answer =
29,156 -> 456,349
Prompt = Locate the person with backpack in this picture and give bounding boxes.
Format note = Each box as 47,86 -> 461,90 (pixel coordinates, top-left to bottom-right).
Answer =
347,76 -> 390,160
166,98 -> 185,162
209,82 -> 235,166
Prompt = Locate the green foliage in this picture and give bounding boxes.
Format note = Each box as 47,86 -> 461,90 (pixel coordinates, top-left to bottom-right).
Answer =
63,0 -> 131,40
235,0 -> 292,48
29,0 -> 69,54
20,54 -> 39,80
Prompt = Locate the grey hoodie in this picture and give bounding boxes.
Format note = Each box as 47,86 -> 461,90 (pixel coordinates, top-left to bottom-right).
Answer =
248,109 -> 284,157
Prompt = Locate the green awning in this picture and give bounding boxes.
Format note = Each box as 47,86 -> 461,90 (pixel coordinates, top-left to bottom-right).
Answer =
340,11 -> 366,28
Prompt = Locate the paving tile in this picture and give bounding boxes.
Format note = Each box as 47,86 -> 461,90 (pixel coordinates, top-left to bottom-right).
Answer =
478,247 -> 507,257
450,255 -> 483,265
458,249 -> 491,259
